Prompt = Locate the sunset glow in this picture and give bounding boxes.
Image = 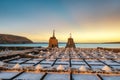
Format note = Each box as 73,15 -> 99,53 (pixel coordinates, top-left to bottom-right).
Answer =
0,0 -> 120,43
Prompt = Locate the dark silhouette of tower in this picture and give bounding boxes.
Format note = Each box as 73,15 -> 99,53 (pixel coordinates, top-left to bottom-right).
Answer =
48,30 -> 58,48
66,33 -> 76,48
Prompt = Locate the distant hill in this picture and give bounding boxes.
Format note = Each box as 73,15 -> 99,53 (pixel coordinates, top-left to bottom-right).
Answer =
102,42 -> 120,44
0,34 -> 33,44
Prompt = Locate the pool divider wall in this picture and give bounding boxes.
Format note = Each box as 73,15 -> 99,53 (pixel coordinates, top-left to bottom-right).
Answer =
70,72 -> 73,80
40,73 -> 48,80
9,71 -> 25,80
0,54 -> 20,61
83,59 -> 92,70
4,56 -> 21,63
96,74 -> 103,80
110,59 -> 120,64
97,59 -> 113,69
20,58 -> 33,64
51,58 -> 58,66
33,58 -> 46,66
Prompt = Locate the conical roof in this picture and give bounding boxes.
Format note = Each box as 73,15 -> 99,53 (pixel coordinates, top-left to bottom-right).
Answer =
102,65 -> 112,72
57,65 -> 65,70
35,64 -> 43,70
13,63 -> 21,69
79,65 -> 87,71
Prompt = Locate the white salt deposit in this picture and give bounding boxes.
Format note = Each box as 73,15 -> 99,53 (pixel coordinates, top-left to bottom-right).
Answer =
0,61 -> 4,66
79,65 -> 87,71
35,64 -> 43,70
57,65 -> 65,70
102,65 -> 112,72
13,63 -> 21,69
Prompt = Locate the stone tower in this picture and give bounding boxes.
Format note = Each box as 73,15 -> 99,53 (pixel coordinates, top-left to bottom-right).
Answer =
66,33 -> 76,48
48,30 -> 58,48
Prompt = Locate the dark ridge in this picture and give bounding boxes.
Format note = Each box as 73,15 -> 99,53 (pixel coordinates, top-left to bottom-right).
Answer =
0,34 -> 33,44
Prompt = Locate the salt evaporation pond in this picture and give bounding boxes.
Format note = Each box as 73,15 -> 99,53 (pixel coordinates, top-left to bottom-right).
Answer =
9,58 -> 31,64
101,75 -> 120,80
53,64 -> 68,69
0,48 -> 120,80
44,73 -> 69,80
10,60 -> 24,63
26,60 -> 40,64
101,60 -> 120,65
116,60 -> 120,63
15,72 -> 44,80
21,63 -> 34,67
55,60 -> 69,64
71,61 -> 86,65
73,74 -> 98,80
39,64 -> 51,68
40,60 -> 54,64
86,60 -> 104,65
72,65 -> 89,69
0,72 -> 19,79
72,65 -> 81,68
91,65 -> 104,70
111,65 -> 120,69
33,58 -> 43,61
19,58 -> 31,61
